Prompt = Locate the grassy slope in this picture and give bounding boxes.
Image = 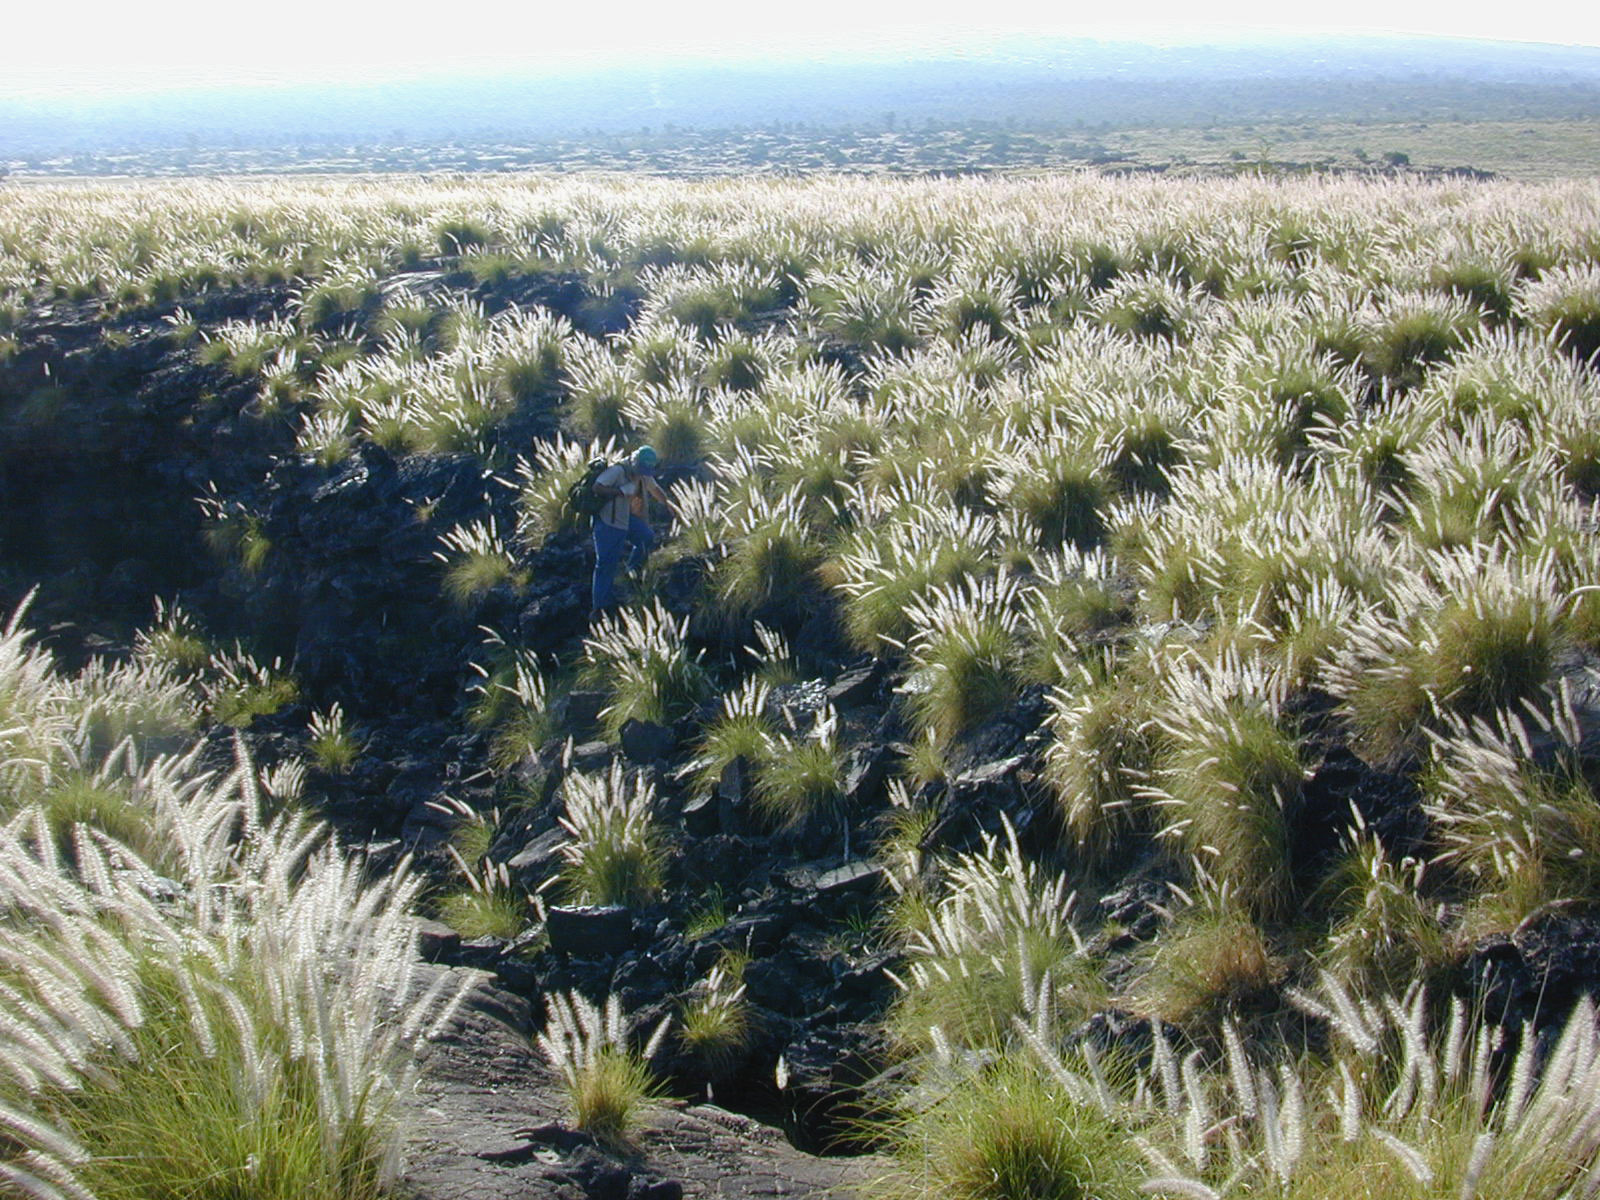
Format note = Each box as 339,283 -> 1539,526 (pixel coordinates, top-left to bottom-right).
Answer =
7,171 -> 1600,1198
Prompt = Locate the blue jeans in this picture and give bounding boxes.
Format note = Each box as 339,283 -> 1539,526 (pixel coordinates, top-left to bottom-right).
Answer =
592,516 -> 654,611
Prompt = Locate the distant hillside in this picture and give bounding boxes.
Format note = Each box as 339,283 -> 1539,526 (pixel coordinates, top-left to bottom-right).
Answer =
4,32 -> 1600,163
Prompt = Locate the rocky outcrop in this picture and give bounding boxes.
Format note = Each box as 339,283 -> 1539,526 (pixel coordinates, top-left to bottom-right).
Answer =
0,292 -> 290,649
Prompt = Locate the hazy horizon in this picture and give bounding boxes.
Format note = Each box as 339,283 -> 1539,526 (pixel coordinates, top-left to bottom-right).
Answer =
9,1 -> 1600,100
9,18 -> 1600,178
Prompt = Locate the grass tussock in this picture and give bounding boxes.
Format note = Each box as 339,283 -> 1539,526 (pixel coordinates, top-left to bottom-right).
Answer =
875,1054 -> 1140,1200
1319,819 -> 1451,993
466,634 -> 557,768
886,819 -> 1102,1054
1131,890 -> 1284,1026
678,964 -> 752,1079
1045,660 -> 1156,866
437,848 -> 528,939
205,648 -> 301,729
536,991 -> 666,1147
1326,551 -> 1565,761
1423,698 -> 1600,930
435,519 -> 527,605
0,608 -> 469,1200
753,717 -> 845,833
307,702 -> 361,772
693,677 -> 775,795
581,602 -> 710,740
556,763 -> 667,907
1145,652 -> 1306,922
901,572 -> 1025,747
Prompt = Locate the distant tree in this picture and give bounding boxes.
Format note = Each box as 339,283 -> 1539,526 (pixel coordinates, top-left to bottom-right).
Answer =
1384,150 -> 1411,167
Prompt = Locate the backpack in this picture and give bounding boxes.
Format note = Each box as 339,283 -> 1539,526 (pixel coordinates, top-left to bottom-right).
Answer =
564,458 -> 610,522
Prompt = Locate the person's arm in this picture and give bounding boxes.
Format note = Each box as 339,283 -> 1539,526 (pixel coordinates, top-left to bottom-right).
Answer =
645,477 -> 680,519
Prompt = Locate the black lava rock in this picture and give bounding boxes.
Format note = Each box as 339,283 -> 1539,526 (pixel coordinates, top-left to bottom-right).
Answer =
548,905 -> 634,959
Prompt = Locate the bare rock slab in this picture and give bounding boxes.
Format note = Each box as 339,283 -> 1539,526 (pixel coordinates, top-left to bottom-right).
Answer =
403,969 -> 881,1200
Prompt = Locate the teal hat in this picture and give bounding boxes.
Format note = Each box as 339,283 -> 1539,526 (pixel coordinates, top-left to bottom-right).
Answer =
633,445 -> 659,473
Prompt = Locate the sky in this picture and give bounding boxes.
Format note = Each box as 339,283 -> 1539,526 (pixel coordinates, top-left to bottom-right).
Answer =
8,0 -> 1600,99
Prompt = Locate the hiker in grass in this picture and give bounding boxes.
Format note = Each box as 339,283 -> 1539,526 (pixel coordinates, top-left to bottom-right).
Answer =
591,445 -> 673,615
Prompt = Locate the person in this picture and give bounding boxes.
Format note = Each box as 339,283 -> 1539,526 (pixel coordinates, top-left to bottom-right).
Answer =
590,445 -> 673,616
